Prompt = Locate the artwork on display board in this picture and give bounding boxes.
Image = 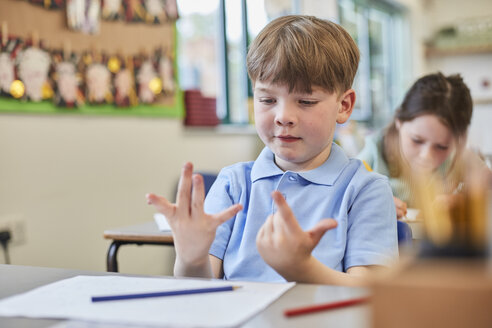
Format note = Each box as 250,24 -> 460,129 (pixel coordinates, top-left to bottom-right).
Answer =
143,0 -> 178,24
16,42 -> 53,102
66,0 -> 101,34
156,47 -> 175,95
0,33 -> 23,99
101,0 -> 123,20
121,0 -> 178,24
134,52 -> 161,104
0,32 -> 178,109
25,0 -> 179,25
0,0 -> 181,117
143,0 -> 166,24
110,54 -> 138,107
28,0 -> 65,9
122,0 -> 146,23
82,52 -> 113,104
0,34 -> 178,112
163,0 -> 178,21
51,49 -> 84,108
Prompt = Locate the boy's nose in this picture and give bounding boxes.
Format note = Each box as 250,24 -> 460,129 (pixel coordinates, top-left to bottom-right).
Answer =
275,104 -> 296,126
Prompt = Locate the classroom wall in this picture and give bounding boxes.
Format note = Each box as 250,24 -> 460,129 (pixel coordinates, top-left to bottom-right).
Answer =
394,0 -> 492,155
0,114 -> 261,275
419,0 -> 492,155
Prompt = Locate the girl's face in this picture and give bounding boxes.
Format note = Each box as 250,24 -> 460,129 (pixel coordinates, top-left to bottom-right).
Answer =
397,114 -> 456,174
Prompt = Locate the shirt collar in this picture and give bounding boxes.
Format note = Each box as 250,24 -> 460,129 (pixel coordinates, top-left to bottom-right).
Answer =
251,143 -> 349,186
251,147 -> 284,182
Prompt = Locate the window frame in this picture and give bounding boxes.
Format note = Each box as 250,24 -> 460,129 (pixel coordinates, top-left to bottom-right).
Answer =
178,0 -> 410,127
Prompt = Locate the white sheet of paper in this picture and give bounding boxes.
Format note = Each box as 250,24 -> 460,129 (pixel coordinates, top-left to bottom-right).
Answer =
0,275 -> 294,327
153,213 -> 171,231
404,208 -> 420,221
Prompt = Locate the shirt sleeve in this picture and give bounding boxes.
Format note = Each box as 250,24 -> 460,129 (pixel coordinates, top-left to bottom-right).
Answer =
204,169 -> 236,260
343,176 -> 399,270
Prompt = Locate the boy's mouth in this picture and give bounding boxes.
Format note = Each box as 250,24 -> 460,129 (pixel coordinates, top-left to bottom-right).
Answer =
276,135 -> 301,142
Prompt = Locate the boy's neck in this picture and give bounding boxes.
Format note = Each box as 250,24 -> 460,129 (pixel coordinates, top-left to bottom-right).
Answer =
273,143 -> 333,172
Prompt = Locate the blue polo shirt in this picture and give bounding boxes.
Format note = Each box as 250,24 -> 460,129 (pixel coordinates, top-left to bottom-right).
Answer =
206,143 -> 398,282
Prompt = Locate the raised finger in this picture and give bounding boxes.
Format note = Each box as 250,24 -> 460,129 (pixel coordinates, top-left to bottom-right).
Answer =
176,162 -> 193,214
271,191 -> 300,233
256,215 -> 274,247
307,218 -> 338,247
262,214 -> 275,236
212,204 -> 243,227
146,193 -> 175,219
191,174 -> 205,217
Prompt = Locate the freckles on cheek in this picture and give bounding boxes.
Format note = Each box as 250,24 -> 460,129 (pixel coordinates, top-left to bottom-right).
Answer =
305,121 -> 321,135
304,119 -> 315,129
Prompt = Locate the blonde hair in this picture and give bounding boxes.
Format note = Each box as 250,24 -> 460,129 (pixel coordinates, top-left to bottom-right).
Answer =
246,15 -> 360,95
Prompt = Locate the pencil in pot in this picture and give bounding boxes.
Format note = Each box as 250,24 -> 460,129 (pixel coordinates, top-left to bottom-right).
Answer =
92,285 -> 240,302
284,297 -> 369,317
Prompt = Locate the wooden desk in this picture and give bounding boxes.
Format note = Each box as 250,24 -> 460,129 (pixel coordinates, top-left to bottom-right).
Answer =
103,221 -> 174,272
0,264 -> 370,328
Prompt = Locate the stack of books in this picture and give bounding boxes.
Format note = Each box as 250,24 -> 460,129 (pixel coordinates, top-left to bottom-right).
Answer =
184,90 -> 219,126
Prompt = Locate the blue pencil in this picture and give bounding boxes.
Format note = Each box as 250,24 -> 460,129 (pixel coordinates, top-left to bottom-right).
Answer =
92,285 -> 240,302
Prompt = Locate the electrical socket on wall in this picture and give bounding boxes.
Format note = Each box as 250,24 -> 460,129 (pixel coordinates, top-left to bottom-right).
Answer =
0,214 -> 27,246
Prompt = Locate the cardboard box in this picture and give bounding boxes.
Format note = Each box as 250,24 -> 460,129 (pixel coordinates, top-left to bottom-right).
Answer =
371,259 -> 492,328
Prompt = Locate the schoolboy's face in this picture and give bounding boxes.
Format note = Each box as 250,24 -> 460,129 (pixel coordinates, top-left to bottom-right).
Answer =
397,114 -> 455,173
253,80 -> 354,172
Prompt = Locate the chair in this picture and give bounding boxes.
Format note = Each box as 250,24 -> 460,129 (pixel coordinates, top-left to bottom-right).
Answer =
200,173 -> 218,196
173,172 -> 218,201
397,220 -> 413,245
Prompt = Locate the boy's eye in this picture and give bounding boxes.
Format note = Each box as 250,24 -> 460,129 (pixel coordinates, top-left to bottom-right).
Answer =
411,138 -> 423,145
436,145 -> 449,151
259,98 -> 275,104
299,100 -> 318,106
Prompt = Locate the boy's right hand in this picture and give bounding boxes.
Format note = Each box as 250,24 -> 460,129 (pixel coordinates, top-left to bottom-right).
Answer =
146,162 -> 242,267
393,196 -> 407,219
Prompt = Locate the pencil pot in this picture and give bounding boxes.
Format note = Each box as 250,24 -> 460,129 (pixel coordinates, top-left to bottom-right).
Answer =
414,169 -> 490,259
371,164 -> 492,328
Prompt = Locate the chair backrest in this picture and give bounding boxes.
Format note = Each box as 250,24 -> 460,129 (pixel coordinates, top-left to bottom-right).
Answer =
173,172 -> 218,202
397,220 -> 413,245
200,172 -> 218,196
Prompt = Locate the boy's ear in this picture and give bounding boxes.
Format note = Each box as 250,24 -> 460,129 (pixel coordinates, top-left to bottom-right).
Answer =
336,89 -> 356,124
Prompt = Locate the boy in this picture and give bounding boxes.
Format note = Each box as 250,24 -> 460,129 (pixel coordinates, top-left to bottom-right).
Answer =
147,15 -> 398,286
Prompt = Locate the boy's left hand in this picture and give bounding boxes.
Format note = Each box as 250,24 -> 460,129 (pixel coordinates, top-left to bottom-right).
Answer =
256,191 -> 338,280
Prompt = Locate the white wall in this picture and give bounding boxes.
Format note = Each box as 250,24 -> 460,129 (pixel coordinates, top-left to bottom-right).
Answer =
0,114 -> 261,275
395,0 -> 492,155
423,0 -> 492,28
421,0 -> 492,155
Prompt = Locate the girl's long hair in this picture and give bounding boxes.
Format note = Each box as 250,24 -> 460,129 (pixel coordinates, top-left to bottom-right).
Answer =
383,72 -> 473,180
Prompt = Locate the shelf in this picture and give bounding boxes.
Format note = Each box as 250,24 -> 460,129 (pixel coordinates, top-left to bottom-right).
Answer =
474,98 -> 492,105
426,44 -> 492,57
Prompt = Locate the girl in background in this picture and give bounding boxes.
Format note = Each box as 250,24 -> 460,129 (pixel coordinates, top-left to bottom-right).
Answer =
357,72 -> 491,219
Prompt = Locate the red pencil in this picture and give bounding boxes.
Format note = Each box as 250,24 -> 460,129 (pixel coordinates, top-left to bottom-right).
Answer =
284,297 -> 370,317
